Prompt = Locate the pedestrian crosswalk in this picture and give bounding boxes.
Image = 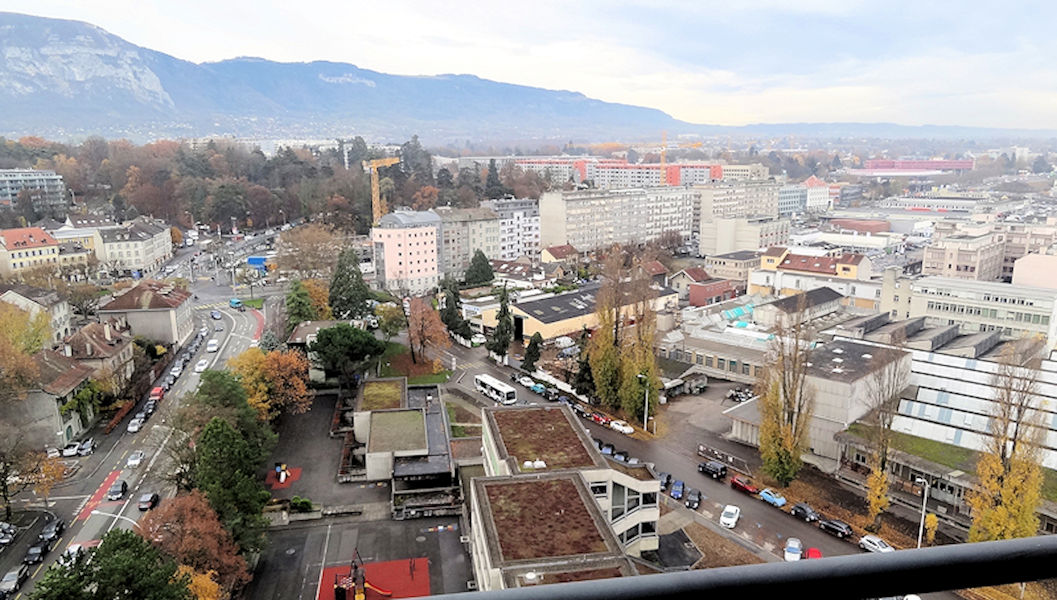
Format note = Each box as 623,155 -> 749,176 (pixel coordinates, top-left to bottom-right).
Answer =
194,302 -> 226,310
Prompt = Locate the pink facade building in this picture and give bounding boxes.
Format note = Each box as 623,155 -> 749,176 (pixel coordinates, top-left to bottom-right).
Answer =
372,209 -> 440,295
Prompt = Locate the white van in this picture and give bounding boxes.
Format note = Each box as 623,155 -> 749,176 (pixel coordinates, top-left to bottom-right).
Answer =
206,339 -> 220,353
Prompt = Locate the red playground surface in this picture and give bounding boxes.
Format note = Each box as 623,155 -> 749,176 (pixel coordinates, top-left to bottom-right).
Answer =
316,558 -> 430,600
264,466 -> 302,490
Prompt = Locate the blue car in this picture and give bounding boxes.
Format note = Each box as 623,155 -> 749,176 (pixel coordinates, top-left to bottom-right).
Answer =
759,488 -> 787,507
530,383 -> 547,395
670,480 -> 685,500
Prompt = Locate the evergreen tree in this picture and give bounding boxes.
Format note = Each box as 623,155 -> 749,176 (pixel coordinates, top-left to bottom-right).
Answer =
285,280 -> 318,333
486,286 -> 513,358
522,332 -> 543,372
463,249 -> 494,286
258,330 -> 281,352
440,278 -> 472,339
436,167 -> 454,189
484,159 -> 508,199
195,418 -> 270,553
329,248 -> 371,318
573,328 -> 595,396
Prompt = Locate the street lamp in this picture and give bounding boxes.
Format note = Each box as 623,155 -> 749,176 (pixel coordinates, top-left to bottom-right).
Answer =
90,509 -> 139,528
915,477 -> 931,548
636,374 -> 649,432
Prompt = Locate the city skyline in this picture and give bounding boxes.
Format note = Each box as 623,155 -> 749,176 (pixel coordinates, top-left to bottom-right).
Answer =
2,1 -> 1055,130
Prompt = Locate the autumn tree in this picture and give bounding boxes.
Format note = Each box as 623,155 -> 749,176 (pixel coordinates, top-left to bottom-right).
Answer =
329,248 -> 371,319
0,423 -> 44,520
375,304 -> 405,344
228,348 -> 313,421
863,343 -> 910,532
968,339 -> 1046,542
285,280 -> 318,333
407,297 -> 450,364
463,249 -> 494,286
275,224 -> 339,279
923,513 -> 939,547
178,567 -> 222,600
0,303 -> 47,402
34,455 -> 67,510
138,490 -> 251,594
30,529 -> 192,600
171,226 -> 184,246
309,323 -> 385,389
67,284 -> 102,319
756,294 -> 816,487
486,286 -> 513,360
522,332 -> 543,372
411,185 -> 439,211
302,279 -> 333,319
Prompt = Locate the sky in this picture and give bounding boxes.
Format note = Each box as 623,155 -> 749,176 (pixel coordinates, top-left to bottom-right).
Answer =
3,0 -> 1057,129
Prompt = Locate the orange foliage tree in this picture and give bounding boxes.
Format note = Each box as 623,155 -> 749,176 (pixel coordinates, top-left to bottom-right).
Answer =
228,348 -> 313,420
137,490 -> 251,594
407,297 -> 450,364
302,279 -> 333,319
411,185 -> 439,210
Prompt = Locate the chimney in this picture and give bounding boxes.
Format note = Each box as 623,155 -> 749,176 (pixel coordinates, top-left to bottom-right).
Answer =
104,322 -> 112,342
86,344 -> 92,356
63,344 -> 72,357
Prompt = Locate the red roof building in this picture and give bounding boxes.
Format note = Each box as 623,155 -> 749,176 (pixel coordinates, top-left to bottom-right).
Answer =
0,226 -> 60,277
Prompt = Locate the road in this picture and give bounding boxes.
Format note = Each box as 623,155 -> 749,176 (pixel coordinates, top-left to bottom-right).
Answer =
1,281 -> 265,598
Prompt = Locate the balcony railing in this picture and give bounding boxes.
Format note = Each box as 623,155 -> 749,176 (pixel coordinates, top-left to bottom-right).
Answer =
430,536 -> 1057,600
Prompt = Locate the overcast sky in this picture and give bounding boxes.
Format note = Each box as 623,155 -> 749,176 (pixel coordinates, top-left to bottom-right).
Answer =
5,0 -> 1056,129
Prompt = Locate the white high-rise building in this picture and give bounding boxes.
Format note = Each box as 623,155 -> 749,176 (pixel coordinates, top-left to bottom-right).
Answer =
539,187 -> 697,252
481,198 -> 541,262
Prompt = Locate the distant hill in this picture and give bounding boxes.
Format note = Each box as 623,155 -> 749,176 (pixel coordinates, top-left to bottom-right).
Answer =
1,12 -> 1054,143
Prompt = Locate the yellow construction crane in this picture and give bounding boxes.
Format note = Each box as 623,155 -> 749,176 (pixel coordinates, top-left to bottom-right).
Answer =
363,157 -> 401,225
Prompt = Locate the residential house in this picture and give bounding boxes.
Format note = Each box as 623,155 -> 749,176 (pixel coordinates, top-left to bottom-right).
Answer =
0,283 -> 73,342
63,318 -> 136,392
98,279 -> 194,346
11,350 -> 95,449
541,244 -> 580,267
668,267 -> 711,299
0,227 -> 60,279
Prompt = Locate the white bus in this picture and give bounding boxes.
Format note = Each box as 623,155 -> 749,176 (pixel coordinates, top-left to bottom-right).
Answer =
474,374 -> 517,405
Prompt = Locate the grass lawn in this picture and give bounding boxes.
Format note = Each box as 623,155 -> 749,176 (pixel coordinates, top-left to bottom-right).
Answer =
240,297 -> 264,309
361,380 -> 403,411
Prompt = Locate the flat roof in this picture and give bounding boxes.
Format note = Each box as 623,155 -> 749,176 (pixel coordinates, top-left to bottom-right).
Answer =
393,386 -> 452,477
479,476 -> 610,562
488,406 -> 601,472
514,282 -> 676,325
710,250 -> 760,261
807,339 -> 905,382
368,410 -> 427,453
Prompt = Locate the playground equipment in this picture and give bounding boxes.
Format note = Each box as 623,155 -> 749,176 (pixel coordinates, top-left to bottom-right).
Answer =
333,549 -> 392,600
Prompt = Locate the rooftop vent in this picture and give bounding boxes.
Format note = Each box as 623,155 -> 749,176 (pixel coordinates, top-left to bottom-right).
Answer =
862,353 -> 873,359
532,459 -> 547,469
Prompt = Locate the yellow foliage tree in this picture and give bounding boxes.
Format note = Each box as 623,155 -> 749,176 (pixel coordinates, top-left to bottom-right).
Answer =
968,338 -> 1046,542
0,303 -> 49,401
865,467 -> 890,531
34,455 -> 66,509
228,347 -> 313,420
227,348 -> 270,418
177,565 -> 223,600
924,513 -> 939,546
302,279 -> 333,320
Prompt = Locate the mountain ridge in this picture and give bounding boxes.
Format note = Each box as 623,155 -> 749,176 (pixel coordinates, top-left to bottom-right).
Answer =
1,11 -> 1054,143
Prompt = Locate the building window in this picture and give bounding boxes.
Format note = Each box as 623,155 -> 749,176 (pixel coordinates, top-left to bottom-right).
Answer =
590,482 -> 607,496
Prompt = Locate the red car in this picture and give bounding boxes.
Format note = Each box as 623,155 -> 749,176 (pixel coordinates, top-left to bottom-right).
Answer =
804,547 -> 823,560
591,413 -> 611,426
730,475 -> 760,495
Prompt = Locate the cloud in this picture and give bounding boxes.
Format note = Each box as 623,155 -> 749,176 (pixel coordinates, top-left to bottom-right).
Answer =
4,0 -> 1056,128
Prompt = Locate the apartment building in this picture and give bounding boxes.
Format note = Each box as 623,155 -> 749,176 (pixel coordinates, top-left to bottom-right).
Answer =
880,267 -> 1057,341
0,169 -> 68,216
717,163 -> 770,180
0,283 -> 72,342
539,188 -> 696,252
480,198 -> 541,262
98,217 -> 173,276
803,175 -> 832,213
778,184 -> 807,216
435,207 -> 500,279
0,227 -> 60,278
372,209 -> 440,295
698,217 -> 789,256
747,247 -> 879,309
694,179 -> 780,233
705,250 -> 761,283
922,232 -> 1004,281
1013,253 -> 1057,290
98,279 -> 195,347
934,219 -> 1057,279
588,163 -> 720,188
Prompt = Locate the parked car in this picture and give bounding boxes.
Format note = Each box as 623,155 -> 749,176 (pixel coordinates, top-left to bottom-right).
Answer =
670,480 -> 685,500
657,472 -> 672,492
599,443 -> 615,456
77,438 -> 96,456
23,538 -> 52,564
107,480 -> 128,501
199,326 -> 209,337
0,565 -> 29,597
143,400 -> 157,415
557,395 -> 572,406
803,547 -> 823,559
57,544 -> 85,567
790,502 -> 820,522
719,504 -> 741,528
611,450 -> 630,463
61,443 -> 80,458
530,383 -> 546,395
45,447 -> 60,459
784,537 -> 803,561
138,492 -> 160,511
819,518 -> 854,539
543,388 -> 560,401
759,488 -> 787,507
859,534 -> 895,553
149,387 -> 164,402
39,519 -> 64,543
170,365 -> 183,378
518,376 -> 534,387
697,461 -> 727,480
609,420 -> 634,435
127,417 -> 144,433
195,358 -> 209,373
571,403 -> 591,419
729,475 -> 759,495
126,450 -> 145,468
590,412 -> 611,426
685,488 -> 702,510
